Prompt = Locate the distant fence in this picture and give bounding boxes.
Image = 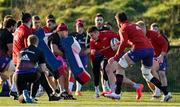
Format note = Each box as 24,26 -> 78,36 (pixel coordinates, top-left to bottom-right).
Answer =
81,45 -> 180,92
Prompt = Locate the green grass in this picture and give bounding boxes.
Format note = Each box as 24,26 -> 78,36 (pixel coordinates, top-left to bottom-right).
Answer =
0,91 -> 180,106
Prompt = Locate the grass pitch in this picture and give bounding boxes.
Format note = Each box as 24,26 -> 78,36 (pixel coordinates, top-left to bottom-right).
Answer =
0,91 -> 179,107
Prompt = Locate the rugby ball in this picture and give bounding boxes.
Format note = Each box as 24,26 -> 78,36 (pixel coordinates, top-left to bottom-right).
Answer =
110,38 -> 119,51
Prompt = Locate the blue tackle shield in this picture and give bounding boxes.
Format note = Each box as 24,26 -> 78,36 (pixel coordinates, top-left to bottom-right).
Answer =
62,36 -> 91,85
34,28 -> 62,72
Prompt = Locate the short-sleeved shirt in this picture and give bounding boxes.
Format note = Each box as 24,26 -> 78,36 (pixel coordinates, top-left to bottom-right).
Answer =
0,28 -> 13,56
114,21 -> 153,60
13,24 -> 32,65
71,32 -> 88,55
146,30 -> 169,57
43,26 -> 51,33
48,32 -> 65,57
16,45 -> 45,74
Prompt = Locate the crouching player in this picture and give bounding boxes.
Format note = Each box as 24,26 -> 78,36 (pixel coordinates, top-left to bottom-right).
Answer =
15,35 -> 60,103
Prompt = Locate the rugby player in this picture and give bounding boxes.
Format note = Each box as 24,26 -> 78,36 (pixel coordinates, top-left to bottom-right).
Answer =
105,12 -> 172,102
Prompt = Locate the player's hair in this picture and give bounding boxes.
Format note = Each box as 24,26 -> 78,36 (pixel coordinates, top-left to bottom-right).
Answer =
46,14 -> 55,20
32,15 -> 40,21
96,13 -> 103,18
87,26 -> 98,33
3,15 -> 14,21
46,14 -> 56,23
27,34 -> 39,45
16,20 -> 22,28
21,12 -> 32,23
136,20 -> 145,28
115,12 -> 128,22
151,23 -> 159,28
4,18 -> 16,28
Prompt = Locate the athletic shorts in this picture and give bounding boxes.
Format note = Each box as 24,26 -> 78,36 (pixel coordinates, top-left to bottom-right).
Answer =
56,56 -> 68,76
159,56 -> 167,71
127,48 -> 154,67
0,56 -> 11,72
15,68 -> 37,74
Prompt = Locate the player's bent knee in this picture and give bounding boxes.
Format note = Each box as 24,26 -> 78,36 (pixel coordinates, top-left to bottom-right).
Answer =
118,56 -> 129,69
141,66 -> 153,82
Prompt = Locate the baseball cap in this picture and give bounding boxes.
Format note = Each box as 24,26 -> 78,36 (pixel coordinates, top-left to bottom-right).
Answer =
56,23 -> 68,31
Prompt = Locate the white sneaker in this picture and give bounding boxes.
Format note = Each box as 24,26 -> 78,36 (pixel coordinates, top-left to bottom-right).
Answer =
36,85 -> 44,97
105,92 -> 121,100
36,89 -> 44,97
161,92 -> 172,102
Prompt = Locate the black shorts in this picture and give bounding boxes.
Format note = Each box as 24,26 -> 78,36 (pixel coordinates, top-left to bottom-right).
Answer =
15,71 -> 41,96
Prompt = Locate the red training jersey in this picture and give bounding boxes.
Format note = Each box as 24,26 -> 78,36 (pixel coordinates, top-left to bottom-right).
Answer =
90,30 -> 119,60
146,30 -> 168,57
114,21 -> 153,60
43,26 -> 51,33
13,24 -> 32,65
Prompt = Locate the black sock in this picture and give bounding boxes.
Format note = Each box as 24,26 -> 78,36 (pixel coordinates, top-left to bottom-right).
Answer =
162,86 -> 168,93
115,74 -> 123,94
150,77 -> 168,95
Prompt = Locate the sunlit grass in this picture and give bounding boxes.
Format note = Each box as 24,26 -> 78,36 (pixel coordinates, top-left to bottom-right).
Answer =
0,91 -> 179,106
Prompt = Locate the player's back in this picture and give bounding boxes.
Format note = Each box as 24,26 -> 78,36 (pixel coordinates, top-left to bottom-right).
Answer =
17,45 -> 43,70
121,22 -> 152,49
146,30 -> 169,57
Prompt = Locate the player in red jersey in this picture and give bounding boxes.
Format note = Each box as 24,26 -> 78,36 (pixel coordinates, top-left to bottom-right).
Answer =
104,12 -> 171,102
13,13 -> 33,65
43,14 -> 57,33
32,15 -> 41,32
91,13 -> 111,98
137,21 -> 171,100
11,13 -> 33,99
87,26 -> 144,100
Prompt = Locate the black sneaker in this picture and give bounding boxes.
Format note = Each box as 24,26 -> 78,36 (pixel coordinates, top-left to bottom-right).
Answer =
49,94 -> 61,101
60,91 -> 77,100
9,91 -> 18,100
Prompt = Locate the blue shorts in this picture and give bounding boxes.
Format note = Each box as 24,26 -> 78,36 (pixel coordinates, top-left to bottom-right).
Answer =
0,56 -> 11,72
127,48 -> 154,67
159,56 -> 167,71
